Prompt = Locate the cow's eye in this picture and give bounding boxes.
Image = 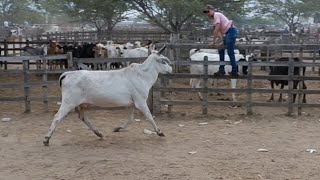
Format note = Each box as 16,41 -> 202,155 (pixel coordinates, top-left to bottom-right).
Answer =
161,61 -> 166,64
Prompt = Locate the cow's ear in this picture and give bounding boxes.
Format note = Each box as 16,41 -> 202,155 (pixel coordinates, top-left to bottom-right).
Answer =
157,44 -> 166,55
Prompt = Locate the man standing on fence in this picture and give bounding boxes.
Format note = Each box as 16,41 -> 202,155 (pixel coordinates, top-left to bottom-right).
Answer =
205,5 -> 239,77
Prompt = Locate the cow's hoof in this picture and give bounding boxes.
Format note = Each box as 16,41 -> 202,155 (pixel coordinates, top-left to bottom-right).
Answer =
95,132 -> 103,138
43,140 -> 49,146
157,132 -> 165,137
229,105 -> 239,108
113,127 -> 122,132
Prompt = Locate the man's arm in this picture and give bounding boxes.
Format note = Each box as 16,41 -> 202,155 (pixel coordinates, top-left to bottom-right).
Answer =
213,23 -> 223,42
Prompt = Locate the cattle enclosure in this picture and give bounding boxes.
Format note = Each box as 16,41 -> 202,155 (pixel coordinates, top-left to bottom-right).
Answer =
1,43 -> 320,116
1,33 -> 320,179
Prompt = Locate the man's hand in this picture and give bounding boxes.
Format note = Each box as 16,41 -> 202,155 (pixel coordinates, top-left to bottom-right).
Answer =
209,39 -> 224,49
209,42 -> 216,48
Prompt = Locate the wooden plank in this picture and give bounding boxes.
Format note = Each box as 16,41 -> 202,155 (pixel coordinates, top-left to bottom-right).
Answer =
0,81 -> 59,89
246,58 -> 253,115
251,102 -> 288,107
159,100 -> 246,106
0,83 -> 23,88
287,57 -> 294,115
159,73 -> 320,81
202,56 -> 208,115
298,47 -> 303,115
167,43 -> 320,51
159,100 -> 291,107
152,79 -> 161,114
23,60 -> 31,113
156,87 -> 277,93
0,97 -> 25,101
28,97 -> 61,101
42,61 -> 49,112
172,60 -> 320,67
75,57 -> 146,63
154,87 -> 320,94
28,69 -> 67,74
0,54 -> 68,61
0,69 -> 41,75
293,103 -> 320,108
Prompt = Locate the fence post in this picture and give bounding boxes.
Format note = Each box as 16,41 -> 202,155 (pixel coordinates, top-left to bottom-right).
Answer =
67,52 -> 74,69
246,57 -> 253,115
23,60 -> 31,113
202,56 -> 208,115
152,78 -> 161,114
169,34 -> 177,73
4,39 -> 8,70
287,57 -> 294,116
297,46 -> 304,115
312,50 -> 316,72
42,57 -> 49,112
147,87 -> 154,113
46,32 -> 50,40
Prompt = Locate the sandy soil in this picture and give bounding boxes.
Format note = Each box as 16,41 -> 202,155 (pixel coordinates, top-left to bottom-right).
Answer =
1,67 -> 320,180
1,107 -> 320,180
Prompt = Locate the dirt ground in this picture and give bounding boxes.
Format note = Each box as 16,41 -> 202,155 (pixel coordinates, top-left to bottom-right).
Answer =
1,67 -> 320,180
1,106 -> 320,180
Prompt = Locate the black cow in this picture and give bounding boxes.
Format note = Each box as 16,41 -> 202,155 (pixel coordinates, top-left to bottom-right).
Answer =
71,42 -> 96,69
268,57 -> 307,103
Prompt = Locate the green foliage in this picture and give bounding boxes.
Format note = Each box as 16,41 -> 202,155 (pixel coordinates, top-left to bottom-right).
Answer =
253,0 -> 319,32
130,0 -> 202,33
0,0 -> 44,24
61,0 -> 128,31
204,0 -> 246,21
130,0 -> 247,34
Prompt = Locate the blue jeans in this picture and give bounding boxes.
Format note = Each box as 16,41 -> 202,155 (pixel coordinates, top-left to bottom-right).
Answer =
218,27 -> 239,74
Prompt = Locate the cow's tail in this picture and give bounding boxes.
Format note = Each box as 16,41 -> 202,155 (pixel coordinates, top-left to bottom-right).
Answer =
59,71 -> 73,86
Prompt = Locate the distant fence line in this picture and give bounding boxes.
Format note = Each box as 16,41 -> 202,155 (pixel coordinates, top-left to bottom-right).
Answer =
1,44 -> 320,116
36,30 -> 172,43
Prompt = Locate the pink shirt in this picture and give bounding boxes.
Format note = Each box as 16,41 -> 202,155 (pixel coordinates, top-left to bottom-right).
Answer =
212,12 -> 233,34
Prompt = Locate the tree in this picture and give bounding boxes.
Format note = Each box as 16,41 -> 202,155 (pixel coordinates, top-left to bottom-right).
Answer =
0,0 -> 44,24
251,0 -> 319,33
129,0 -> 201,34
129,0 -> 247,34
61,0 -> 128,34
204,0 -> 247,22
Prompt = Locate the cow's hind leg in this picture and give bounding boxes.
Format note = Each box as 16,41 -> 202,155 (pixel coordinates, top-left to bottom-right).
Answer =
302,82 -> 307,103
114,106 -> 135,132
279,84 -> 285,102
43,103 -> 76,146
78,106 -> 103,138
268,81 -> 275,102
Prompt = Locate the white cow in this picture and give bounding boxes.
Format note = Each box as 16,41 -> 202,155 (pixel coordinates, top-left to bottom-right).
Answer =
190,52 -> 248,102
43,45 -> 171,146
189,48 -> 241,56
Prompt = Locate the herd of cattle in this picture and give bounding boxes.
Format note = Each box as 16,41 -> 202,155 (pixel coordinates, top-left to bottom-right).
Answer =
22,40 -> 154,70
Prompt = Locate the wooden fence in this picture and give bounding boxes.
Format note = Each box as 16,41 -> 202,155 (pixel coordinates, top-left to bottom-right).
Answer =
0,53 -> 149,113
151,43 -> 320,116
34,30 -> 171,43
153,58 -> 320,116
1,43 -> 320,116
